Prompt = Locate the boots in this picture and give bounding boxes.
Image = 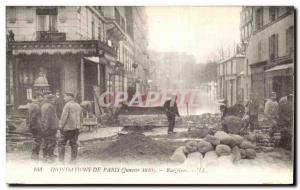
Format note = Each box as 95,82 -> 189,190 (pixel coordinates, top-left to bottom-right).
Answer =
58,146 -> 65,162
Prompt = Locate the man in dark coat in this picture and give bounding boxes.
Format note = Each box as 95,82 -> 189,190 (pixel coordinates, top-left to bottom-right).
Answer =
54,90 -> 64,119
246,93 -> 259,131
163,96 -> 180,134
41,94 -> 59,162
58,92 -> 82,163
27,92 -> 43,160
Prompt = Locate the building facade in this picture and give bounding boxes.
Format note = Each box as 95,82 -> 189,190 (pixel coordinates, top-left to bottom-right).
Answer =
245,6 -> 294,108
6,6 -> 150,114
217,54 -> 246,106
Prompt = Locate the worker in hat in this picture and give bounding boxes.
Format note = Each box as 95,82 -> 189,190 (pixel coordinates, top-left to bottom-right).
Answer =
163,95 -> 180,134
27,92 -> 44,160
245,92 -> 259,132
264,92 -> 279,120
40,93 -> 59,163
58,92 -> 82,163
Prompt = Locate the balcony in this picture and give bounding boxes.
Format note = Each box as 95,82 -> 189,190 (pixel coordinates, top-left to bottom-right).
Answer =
36,31 -> 66,42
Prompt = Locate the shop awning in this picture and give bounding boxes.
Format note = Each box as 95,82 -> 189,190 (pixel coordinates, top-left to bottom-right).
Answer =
265,63 -> 294,73
84,56 -> 99,64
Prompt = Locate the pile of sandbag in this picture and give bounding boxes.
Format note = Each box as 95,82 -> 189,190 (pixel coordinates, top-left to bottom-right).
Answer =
184,113 -> 221,128
253,128 -> 281,152
170,130 -> 257,167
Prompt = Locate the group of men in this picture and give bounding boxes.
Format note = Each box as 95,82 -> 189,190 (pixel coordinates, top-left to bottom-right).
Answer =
27,91 -> 82,163
220,91 -> 293,150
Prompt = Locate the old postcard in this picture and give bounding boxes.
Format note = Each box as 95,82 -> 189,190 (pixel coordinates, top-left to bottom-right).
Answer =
6,6 -> 295,184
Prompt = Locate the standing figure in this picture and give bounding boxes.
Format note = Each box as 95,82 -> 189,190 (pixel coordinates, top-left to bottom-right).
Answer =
245,93 -> 259,131
58,93 -> 82,163
27,92 -> 43,160
264,92 -> 279,128
41,94 -> 59,162
163,96 -> 180,134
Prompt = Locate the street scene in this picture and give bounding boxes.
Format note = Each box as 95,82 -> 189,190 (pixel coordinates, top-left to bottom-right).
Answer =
6,6 -> 294,184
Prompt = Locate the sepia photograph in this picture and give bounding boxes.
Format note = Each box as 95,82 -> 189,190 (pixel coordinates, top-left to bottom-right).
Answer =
5,4 -> 295,185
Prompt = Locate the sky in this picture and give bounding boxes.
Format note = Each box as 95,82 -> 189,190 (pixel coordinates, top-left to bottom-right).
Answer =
146,6 -> 242,63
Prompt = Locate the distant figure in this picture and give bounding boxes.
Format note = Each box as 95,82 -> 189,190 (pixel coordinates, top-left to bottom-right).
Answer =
264,92 -> 279,120
58,92 -> 82,163
163,96 -> 180,134
7,30 -> 15,41
27,92 -> 43,160
41,94 -> 59,163
264,92 -> 279,129
245,92 -> 259,131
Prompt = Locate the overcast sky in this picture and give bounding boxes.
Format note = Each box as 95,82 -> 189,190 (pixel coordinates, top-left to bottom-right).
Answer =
146,6 -> 242,63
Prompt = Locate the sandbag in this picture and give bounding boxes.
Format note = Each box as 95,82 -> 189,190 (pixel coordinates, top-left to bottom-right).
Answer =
204,134 -> 220,146
170,146 -> 187,163
245,148 -> 256,159
240,149 -> 247,159
239,140 -> 256,149
188,127 -> 212,138
203,151 -> 219,167
197,139 -> 213,154
230,134 -> 244,146
214,131 -> 236,147
222,116 -> 245,134
215,144 -> 231,156
231,146 -> 241,163
183,152 -> 203,168
185,141 -> 199,154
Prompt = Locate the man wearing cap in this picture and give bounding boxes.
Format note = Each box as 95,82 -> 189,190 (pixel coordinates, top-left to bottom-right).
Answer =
27,92 -> 44,160
58,92 -> 82,162
163,96 -> 180,134
264,92 -> 279,120
245,92 -> 259,131
40,94 -> 59,162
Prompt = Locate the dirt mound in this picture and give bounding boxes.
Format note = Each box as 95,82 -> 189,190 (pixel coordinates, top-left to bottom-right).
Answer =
101,132 -> 173,161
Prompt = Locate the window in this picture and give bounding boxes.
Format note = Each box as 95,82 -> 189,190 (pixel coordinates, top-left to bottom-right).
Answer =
269,34 -> 279,60
258,41 -> 262,60
7,7 -> 16,23
25,7 -> 33,23
255,8 -> 263,30
37,15 -> 57,31
269,7 -> 279,22
246,59 -> 249,75
91,19 -> 95,40
98,24 -> 101,40
286,26 -> 294,54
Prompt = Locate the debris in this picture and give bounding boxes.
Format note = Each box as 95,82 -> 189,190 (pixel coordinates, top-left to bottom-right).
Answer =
204,134 -> 220,146
197,139 -> 213,154
245,148 -> 256,159
185,141 -> 199,154
215,144 -> 231,156
170,146 -> 187,163
239,140 -> 256,149
101,132 -> 173,161
214,131 -> 236,147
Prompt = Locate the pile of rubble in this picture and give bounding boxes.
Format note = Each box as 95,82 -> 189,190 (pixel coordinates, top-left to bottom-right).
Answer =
170,130 -> 257,167
100,132 -> 173,161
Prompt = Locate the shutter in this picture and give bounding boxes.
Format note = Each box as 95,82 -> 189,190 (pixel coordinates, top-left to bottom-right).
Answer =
275,34 -> 279,58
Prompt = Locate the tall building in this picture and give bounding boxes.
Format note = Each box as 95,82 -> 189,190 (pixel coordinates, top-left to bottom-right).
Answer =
245,6 -> 294,108
6,6 -> 150,114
